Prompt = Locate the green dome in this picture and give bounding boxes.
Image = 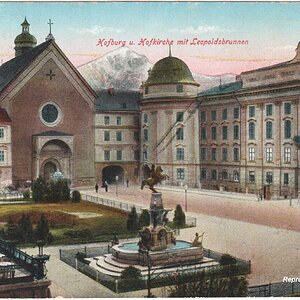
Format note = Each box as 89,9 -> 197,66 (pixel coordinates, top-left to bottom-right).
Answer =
14,32 -> 37,45
145,56 -> 199,86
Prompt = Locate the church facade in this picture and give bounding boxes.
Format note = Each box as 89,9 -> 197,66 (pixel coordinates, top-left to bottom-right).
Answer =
0,19 -> 96,187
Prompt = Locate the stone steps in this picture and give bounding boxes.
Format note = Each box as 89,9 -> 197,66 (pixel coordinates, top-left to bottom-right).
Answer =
89,254 -> 219,278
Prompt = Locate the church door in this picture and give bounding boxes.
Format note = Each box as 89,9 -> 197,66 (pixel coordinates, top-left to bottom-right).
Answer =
44,161 -> 57,182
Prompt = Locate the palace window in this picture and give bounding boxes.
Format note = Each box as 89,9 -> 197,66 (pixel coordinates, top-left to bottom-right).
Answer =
248,171 -> 255,183
211,170 -> 217,180
266,172 -> 273,184
233,107 -> 240,119
176,148 -> 185,160
134,150 -> 140,160
266,147 -> 273,162
284,173 -> 289,185
143,113 -> 148,123
222,170 -> 228,180
284,147 -> 291,163
284,102 -> 291,115
116,131 -> 122,142
233,170 -> 240,182
143,129 -> 148,141
234,147 -> 240,161
104,150 -> 110,161
201,148 -> 207,160
104,116 -> 110,125
249,106 -> 256,118
266,104 -> 273,116
233,125 -> 239,140
116,150 -> 122,161
176,128 -> 184,140
201,127 -> 207,140
104,131 -> 110,141
0,128 -> 4,139
249,122 -> 255,140
211,148 -> 217,161
201,169 -> 207,180
211,110 -> 217,121
222,108 -> 228,120
201,111 -> 206,122
211,127 -> 217,140
143,150 -> 148,161
116,116 -> 122,125
222,148 -> 228,161
266,121 -> 273,139
284,120 -> 292,139
134,131 -> 140,141
222,126 -> 228,140
0,150 -> 4,162
177,168 -> 185,180
176,112 -> 184,122
249,147 -> 255,161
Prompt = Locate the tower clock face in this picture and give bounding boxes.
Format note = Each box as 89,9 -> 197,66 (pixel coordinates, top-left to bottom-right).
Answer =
42,104 -> 58,123
40,102 -> 62,127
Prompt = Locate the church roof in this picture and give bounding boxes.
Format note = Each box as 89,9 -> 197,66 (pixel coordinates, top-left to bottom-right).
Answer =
95,90 -> 140,112
0,108 -> 12,124
197,81 -> 242,97
144,56 -> 199,86
32,131 -> 73,137
0,40 -> 51,93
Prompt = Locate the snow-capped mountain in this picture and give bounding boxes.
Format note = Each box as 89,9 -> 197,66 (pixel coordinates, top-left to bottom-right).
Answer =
78,47 -> 152,92
78,47 -> 236,93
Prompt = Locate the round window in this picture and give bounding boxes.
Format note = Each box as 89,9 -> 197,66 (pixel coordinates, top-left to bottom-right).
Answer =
40,102 -> 62,127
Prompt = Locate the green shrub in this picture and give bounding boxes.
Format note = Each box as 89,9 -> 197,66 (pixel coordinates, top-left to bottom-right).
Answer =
47,179 -> 70,202
31,177 -> 49,202
127,207 -> 139,232
173,204 -> 186,227
71,190 -> 81,203
219,254 -> 237,266
63,229 -> 93,239
139,209 -> 150,228
121,266 -> 142,279
23,189 -> 30,200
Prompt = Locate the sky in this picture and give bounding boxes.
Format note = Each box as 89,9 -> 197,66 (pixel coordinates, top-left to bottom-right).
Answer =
1,2 -> 300,75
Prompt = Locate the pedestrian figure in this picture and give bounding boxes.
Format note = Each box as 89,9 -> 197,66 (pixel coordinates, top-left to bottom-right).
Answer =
126,178 -> 129,188
104,181 -> 108,192
95,183 -> 99,193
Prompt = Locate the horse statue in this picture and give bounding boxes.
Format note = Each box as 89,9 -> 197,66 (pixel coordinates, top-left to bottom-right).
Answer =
141,164 -> 169,193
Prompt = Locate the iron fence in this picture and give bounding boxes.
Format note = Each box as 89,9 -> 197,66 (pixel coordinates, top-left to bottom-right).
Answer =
248,281 -> 300,297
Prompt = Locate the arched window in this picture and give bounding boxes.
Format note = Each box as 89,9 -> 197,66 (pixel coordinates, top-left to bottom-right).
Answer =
266,121 -> 273,139
249,122 -> 255,140
284,120 -> 292,139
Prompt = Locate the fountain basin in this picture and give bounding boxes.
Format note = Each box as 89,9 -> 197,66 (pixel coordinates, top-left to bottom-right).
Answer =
112,240 -> 204,267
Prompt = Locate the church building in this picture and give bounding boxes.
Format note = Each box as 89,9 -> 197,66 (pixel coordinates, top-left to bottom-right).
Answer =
0,18 -> 96,187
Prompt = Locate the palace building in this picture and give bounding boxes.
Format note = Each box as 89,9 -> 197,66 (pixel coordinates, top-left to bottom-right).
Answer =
197,43 -> 300,198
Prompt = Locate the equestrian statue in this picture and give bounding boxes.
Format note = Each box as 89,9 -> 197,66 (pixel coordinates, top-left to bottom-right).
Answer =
141,164 -> 169,193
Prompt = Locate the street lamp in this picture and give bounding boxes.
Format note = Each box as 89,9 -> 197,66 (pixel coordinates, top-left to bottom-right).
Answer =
115,175 -> 119,197
184,185 -> 188,212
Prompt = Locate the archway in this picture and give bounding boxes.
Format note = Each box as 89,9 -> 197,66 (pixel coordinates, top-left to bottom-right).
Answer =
142,164 -> 151,180
43,161 -> 57,182
102,166 -> 124,184
39,139 -> 72,181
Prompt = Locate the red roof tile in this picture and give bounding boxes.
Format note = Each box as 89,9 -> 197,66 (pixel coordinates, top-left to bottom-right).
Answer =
0,108 -> 11,124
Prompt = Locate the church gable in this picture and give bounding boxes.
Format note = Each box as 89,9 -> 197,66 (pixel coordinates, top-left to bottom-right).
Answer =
0,41 -> 96,109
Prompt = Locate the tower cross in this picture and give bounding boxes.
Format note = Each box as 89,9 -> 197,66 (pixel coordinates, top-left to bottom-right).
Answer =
46,69 -> 56,80
48,19 -> 53,34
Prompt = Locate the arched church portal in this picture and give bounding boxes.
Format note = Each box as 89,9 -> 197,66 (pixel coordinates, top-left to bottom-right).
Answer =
39,139 -> 72,182
102,166 -> 124,184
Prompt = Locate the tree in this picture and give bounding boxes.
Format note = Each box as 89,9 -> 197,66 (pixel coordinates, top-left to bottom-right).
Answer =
139,209 -> 150,229
120,266 -> 143,291
31,176 -> 49,202
18,214 -> 33,243
71,190 -> 81,203
173,204 -> 186,227
35,214 -> 50,243
47,179 -> 70,202
127,207 -> 139,232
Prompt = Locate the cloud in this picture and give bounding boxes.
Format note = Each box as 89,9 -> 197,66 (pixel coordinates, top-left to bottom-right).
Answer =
69,25 -> 125,35
169,24 -> 233,35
